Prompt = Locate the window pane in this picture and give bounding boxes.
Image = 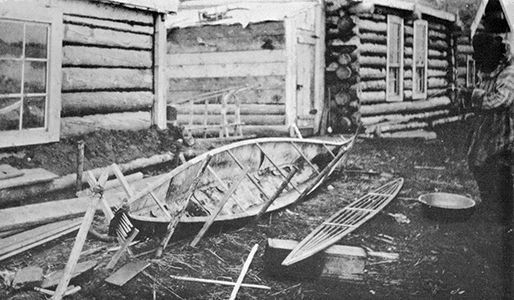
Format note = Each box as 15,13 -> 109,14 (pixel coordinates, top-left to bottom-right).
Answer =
414,24 -> 426,65
0,60 -> 22,94
0,97 -> 21,130
22,96 -> 46,129
388,67 -> 400,96
25,24 -> 48,58
388,23 -> 399,64
0,21 -> 23,58
24,61 -> 46,93
415,67 -> 425,93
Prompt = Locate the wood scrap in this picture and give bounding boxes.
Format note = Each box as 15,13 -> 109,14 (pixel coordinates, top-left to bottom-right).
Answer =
0,168 -> 58,190
41,260 -> 97,289
255,167 -> 299,221
12,266 -> 43,289
34,286 -> 81,297
169,275 -> 270,290
229,244 -> 259,300
0,164 -> 24,180
105,260 -> 150,286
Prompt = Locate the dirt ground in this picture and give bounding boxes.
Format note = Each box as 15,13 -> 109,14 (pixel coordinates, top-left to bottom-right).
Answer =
0,121 -> 512,299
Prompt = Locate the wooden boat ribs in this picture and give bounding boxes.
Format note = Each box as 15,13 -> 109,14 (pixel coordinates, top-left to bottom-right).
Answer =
127,136 -> 354,227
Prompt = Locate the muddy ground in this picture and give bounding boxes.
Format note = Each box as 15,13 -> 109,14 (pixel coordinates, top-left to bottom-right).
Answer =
0,121 -> 512,299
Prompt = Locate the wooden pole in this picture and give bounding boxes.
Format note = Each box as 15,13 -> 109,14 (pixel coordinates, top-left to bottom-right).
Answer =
229,244 -> 259,300
75,140 -> 85,193
255,167 -> 299,221
190,168 -> 249,247
169,275 -> 270,290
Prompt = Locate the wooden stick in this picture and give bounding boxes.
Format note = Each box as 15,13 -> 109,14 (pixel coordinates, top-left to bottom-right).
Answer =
35,286 -> 81,297
106,228 -> 139,270
226,150 -> 270,201
76,141 -> 85,193
155,156 -> 212,258
290,142 -> 321,175
255,167 -> 299,221
51,191 -> 102,300
229,244 -> 259,300
111,163 -> 135,197
254,143 -> 300,193
206,166 -> 245,211
86,171 -> 114,222
190,168 -> 249,247
169,275 -> 270,290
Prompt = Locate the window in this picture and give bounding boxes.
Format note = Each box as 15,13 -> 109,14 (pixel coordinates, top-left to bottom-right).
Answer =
386,15 -> 404,102
466,55 -> 476,88
412,20 -> 428,99
0,4 -> 62,148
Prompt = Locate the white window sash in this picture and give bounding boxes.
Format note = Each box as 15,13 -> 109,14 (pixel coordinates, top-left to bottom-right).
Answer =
412,20 -> 428,100
466,55 -> 476,88
386,15 -> 404,102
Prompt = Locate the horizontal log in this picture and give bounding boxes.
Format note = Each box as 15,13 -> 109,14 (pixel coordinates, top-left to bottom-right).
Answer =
428,30 -> 447,40
457,36 -> 471,44
457,66 -> 467,76
428,89 -> 448,97
167,62 -> 286,78
428,49 -> 447,58
169,89 -> 285,105
363,109 -> 449,127
64,24 -> 152,49
360,91 -> 386,104
355,19 -> 386,33
62,68 -> 152,91
63,15 -> 153,34
359,32 -> 386,44
337,53 -> 353,65
169,76 -> 284,92
62,46 -> 152,67
168,50 -> 286,66
359,79 -> 385,91
337,15 -> 355,35
177,114 -> 285,126
347,2 -> 375,14
405,47 -> 412,56
428,69 -> 447,77
457,45 -> 474,54
376,121 -> 429,133
361,96 -> 451,116
357,14 -> 386,21
428,59 -> 449,69
61,111 -> 151,137
360,43 -> 387,54
168,22 -> 285,53
53,0 -> 154,24
428,23 -> 448,33
404,80 -> 412,90
173,104 -> 285,115
404,26 -> 413,36
335,66 -> 353,80
360,68 -> 385,79
428,78 -> 449,88
61,91 -> 153,116
359,55 -> 386,66
429,40 -> 449,50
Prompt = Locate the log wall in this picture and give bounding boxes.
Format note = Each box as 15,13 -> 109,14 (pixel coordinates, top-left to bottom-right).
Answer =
325,0 -> 456,135
43,0 -> 156,136
166,22 -> 288,130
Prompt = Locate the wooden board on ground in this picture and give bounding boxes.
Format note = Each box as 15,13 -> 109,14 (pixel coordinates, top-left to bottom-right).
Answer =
0,168 -> 58,190
12,266 -> 43,289
41,260 -> 98,288
0,164 -> 24,180
105,260 -> 150,286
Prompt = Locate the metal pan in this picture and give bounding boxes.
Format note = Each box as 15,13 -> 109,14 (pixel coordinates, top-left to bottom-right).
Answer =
418,192 -> 477,222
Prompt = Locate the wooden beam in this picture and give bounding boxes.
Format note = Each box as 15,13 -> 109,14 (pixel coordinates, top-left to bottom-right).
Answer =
62,46 -> 152,68
229,244 -> 259,300
63,15 -> 153,34
284,17 -> 297,134
169,275 -> 270,290
152,14 -> 167,130
61,91 -> 153,117
62,68 -> 152,91
168,50 -> 286,66
255,167 -> 299,221
227,150 -> 270,201
61,111 -> 151,137
190,168 -> 249,247
167,62 -> 286,78
63,24 -> 152,49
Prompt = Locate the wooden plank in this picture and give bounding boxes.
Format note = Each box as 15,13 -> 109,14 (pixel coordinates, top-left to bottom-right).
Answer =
153,14 -> 167,130
61,91 -> 153,117
255,167 -> 299,220
176,114 -> 285,126
63,24 -> 152,49
169,89 -> 285,105
12,266 -> 44,289
168,22 -> 285,53
105,260 -> 150,286
47,0 -> 154,24
284,17 -> 297,132
360,97 -> 451,116
0,164 -> 24,180
168,50 -> 286,66
62,68 -> 152,91
0,168 -> 58,190
61,111 -> 151,137
229,244 -> 259,300
313,3 -> 325,134
168,76 -> 284,92
63,46 -> 152,67
167,62 -> 286,78
173,104 -> 285,115
63,15 -> 153,34
41,260 -> 97,289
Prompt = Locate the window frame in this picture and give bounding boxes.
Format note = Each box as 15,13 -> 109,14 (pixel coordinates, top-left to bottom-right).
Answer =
0,3 -> 62,148
466,55 -> 476,88
386,15 -> 404,102
412,19 -> 428,100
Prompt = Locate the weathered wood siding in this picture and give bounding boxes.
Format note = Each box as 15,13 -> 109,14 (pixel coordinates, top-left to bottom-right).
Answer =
39,0 -> 156,135
166,22 -> 287,130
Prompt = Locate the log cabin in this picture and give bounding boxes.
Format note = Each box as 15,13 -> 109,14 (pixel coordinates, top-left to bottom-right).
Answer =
326,0 -> 475,136
0,0 -> 178,148
165,0 -> 325,137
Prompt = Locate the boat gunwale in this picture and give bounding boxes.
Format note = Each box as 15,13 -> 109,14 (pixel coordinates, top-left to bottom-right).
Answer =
128,136 -> 352,223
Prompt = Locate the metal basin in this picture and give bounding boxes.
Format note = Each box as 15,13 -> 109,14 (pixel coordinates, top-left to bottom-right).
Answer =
418,193 -> 476,222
